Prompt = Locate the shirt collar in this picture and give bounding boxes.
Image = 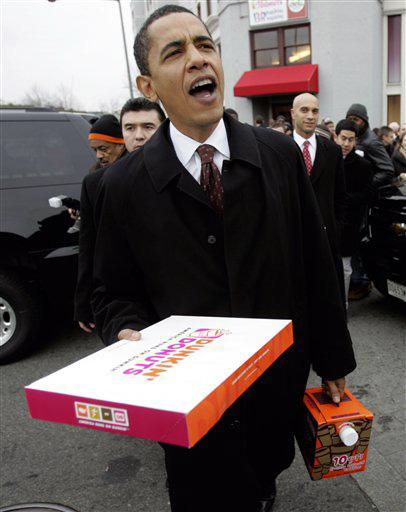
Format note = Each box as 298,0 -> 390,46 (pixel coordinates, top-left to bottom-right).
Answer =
169,118 -> 230,168
293,130 -> 317,149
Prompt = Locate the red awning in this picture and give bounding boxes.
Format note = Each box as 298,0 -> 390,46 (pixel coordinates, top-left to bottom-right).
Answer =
234,64 -> 318,97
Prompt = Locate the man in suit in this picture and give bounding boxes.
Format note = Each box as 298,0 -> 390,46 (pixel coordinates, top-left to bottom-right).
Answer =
92,5 -> 356,512
345,104 -> 395,300
74,114 -> 127,332
335,119 -> 373,308
291,93 -> 346,303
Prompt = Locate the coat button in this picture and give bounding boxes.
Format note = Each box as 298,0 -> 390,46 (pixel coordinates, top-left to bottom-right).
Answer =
207,235 -> 216,244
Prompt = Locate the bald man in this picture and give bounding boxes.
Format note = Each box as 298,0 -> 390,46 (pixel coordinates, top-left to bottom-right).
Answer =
292,93 -> 347,304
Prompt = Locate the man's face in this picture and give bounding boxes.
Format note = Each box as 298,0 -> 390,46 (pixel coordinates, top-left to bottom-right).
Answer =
381,130 -> 394,146
121,109 -> 162,152
336,129 -> 356,157
347,115 -> 365,131
137,13 -> 224,141
291,95 -> 319,137
89,139 -> 124,167
399,124 -> 406,138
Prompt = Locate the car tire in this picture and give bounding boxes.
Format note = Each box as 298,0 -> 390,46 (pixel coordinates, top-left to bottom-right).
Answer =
0,270 -> 42,364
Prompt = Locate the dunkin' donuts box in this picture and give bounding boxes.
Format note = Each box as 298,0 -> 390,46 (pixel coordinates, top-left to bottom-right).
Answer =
296,387 -> 374,480
26,316 -> 293,448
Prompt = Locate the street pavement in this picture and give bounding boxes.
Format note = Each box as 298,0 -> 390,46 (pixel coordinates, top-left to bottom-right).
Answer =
1,288 -> 405,512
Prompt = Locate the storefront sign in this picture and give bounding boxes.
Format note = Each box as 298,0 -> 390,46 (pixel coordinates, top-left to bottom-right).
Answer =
249,0 -> 308,27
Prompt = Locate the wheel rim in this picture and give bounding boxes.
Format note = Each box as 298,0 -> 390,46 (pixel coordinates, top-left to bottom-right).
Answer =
0,297 -> 17,346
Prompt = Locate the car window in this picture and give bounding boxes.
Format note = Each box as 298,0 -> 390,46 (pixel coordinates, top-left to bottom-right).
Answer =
1,120 -> 93,188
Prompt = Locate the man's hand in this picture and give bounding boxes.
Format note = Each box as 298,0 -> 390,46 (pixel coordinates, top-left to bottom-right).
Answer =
79,321 -> 95,333
68,208 -> 79,221
118,329 -> 142,342
322,377 -> 346,404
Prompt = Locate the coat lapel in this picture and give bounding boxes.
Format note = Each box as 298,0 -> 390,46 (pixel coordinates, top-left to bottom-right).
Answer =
177,169 -> 213,210
311,136 -> 328,185
143,120 -> 212,210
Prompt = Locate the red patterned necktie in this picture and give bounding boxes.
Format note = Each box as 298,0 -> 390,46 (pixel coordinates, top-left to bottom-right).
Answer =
197,144 -> 224,215
302,140 -> 312,175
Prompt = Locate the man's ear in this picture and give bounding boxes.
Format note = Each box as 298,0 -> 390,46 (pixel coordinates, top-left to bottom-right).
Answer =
136,75 -> 159,102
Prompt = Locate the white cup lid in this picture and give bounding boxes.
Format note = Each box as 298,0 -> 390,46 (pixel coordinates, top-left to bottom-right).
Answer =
339,425 -> 359,446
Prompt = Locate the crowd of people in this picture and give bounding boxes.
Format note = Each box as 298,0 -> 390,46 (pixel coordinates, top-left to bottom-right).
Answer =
253,113 -> 406,181
67,4 -> 404,512
246,103 -> 405,303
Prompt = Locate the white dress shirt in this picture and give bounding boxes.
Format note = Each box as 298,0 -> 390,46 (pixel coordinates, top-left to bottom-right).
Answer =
293,130 -> 317,165
169,119 -> 230,183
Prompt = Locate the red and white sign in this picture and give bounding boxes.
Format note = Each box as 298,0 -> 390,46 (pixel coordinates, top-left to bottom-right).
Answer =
249,0 -> 308,27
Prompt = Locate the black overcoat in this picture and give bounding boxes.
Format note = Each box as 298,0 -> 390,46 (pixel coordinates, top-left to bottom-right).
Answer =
310,135 -> 346,255
341,150 -> 374,257
74,167 -> 105,323
93,115 -> 355,379
74,152 -> 128,323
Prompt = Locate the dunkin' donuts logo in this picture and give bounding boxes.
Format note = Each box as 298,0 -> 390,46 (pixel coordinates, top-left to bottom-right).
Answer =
75,402 -> 129,427
122,328 -> 230,381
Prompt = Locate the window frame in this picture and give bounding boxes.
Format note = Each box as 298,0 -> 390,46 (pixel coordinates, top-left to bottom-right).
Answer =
250,23 -> 311,69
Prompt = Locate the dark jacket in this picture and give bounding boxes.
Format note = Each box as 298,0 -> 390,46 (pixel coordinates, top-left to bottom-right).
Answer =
392,149 -> 406,176
309,135 -> 346,256
92,116 -> 356,383
341,150 -> 374,256
74,151 -> 128,323
357,128 -> 394,188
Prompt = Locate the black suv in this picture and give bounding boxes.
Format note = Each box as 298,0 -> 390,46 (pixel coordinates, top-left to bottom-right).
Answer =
362,182 -> 406,303
0,109 -> 96,363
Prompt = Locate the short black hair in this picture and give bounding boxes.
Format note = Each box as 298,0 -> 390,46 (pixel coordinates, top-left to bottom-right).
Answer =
379,126 -> 394,137
335,119 -> 359,137
119,97 -> 166,126
134,4 -> 210,76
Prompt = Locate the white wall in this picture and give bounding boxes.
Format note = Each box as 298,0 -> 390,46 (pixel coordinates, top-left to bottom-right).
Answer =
218,1 -> 253,123
310,0 -> 383,127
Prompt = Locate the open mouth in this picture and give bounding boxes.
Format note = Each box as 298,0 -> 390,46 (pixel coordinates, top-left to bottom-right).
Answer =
189,77 -> 216,100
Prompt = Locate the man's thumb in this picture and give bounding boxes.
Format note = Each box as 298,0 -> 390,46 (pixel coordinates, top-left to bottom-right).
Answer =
118,329 -> 141,341
330,383 -> 340,403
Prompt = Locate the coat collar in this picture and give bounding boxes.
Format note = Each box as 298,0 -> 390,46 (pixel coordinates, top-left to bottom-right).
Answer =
144,114 -> 261,193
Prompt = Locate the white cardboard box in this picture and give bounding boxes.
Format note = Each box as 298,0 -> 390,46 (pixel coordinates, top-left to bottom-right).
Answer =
26,316 -> 293,447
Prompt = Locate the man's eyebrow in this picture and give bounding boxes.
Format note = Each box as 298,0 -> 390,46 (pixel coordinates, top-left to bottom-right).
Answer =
160,35 -> 214,58
193,35 -> 214,45
160,39 -> 184,58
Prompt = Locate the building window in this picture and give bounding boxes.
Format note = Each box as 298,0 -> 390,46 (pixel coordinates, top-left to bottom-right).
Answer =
388,15 -> 401,84
253,29 -> 280,67
387,95 -> 400,123
251,24 -> 311,68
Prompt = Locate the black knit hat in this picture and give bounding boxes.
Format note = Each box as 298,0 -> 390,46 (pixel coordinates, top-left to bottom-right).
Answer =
88,114 -> 124,143
346,104 -> 369,125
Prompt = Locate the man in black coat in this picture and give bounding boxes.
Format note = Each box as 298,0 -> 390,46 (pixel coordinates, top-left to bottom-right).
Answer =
92,5 -> 356,512
74,115 -> 127,332
291,93 -> 346,303
74,107 -> 165,332
335,119 -> 374,308
345,104 -> 395,299
346,103 -> 394,190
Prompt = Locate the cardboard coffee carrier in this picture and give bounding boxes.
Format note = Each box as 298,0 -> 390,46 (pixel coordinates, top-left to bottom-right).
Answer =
26,316 -> 293,448
296,387 -> 374,480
